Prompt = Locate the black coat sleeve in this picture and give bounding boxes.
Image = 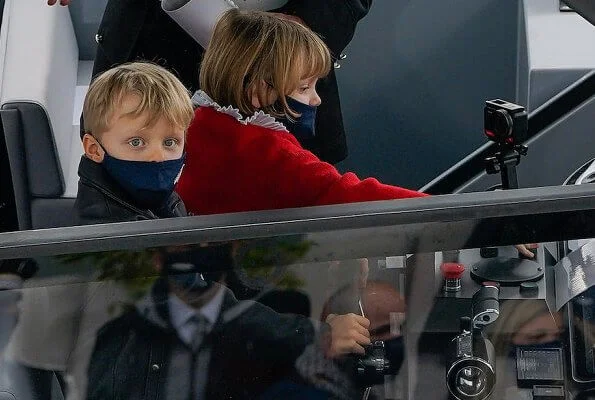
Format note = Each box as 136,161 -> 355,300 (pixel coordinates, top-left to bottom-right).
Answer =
86,315 -> 150,400
277,0 -> 373,58
86,325 -> 120,400
240,301 -> 317,364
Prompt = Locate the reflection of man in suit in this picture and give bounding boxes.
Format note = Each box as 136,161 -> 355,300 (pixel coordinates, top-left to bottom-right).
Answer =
86,244 -> 368,399
49,0 -> 373,164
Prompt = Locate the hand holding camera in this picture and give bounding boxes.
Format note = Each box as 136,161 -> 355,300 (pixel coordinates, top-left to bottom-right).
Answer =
324,312 -> 371,358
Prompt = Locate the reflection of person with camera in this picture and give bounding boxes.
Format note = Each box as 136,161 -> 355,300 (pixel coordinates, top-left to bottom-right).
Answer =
86,244 -> 372,399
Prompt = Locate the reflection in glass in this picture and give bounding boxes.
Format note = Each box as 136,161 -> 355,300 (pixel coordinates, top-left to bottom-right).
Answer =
0,200 -> 594,399
0,242 -> 417,399
456,366 -> 487,397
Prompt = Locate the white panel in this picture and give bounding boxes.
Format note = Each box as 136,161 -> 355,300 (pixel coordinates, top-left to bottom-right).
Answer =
524,0 -> 595,70
0,0 -> 79,184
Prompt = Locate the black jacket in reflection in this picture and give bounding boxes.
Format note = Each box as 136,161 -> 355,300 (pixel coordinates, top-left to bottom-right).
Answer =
74,156 -> 187,225
91,0 -> 373,164
86,278 -> 316,400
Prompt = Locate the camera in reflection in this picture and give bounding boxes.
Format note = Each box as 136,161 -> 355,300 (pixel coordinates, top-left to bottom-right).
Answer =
446,285 -> 499,400
356,341 -> 391,386
355,338 -> 404,386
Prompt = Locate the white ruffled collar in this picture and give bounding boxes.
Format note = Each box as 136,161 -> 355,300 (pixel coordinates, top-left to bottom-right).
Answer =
191,90 -> 288,132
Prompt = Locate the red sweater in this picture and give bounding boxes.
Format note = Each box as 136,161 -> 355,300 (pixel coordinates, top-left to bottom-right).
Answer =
176,107 -> 427,215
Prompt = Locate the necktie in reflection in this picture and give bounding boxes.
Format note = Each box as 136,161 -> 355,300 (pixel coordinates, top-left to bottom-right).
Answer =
188,314 -> 209,352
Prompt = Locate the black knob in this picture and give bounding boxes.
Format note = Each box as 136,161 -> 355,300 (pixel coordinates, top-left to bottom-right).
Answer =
460,317 -> 472,332
480,247 -> 498,258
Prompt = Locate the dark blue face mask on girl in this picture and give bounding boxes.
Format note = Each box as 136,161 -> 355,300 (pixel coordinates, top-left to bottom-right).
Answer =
96,141 -> 185,208
278,96 -> 317,149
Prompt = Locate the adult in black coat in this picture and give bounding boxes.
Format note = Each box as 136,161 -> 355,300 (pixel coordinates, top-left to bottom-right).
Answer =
86,276 -> 322,400
52,0 -> 373,164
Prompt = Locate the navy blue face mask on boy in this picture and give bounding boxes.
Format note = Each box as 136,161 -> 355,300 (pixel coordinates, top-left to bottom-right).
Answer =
102,152 -> 185,208
277,96 -> 317,149
93,138 -> 185,208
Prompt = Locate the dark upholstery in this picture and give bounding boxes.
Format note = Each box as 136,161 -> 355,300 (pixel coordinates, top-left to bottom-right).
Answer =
2,103 -> 64,197
1,103 -> 74,230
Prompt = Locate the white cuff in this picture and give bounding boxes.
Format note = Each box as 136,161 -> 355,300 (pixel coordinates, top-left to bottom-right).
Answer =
161,0 -> 238,48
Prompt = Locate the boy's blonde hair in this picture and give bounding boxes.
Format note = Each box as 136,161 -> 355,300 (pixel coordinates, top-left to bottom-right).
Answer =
83,62 -> 194,137
200,9 -> 332,118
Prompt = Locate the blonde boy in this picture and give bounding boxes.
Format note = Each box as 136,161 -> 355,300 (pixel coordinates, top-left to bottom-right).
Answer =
75,62 -> 194,224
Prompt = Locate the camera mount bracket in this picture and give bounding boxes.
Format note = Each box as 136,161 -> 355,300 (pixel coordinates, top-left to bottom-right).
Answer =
485,144 -> 528,190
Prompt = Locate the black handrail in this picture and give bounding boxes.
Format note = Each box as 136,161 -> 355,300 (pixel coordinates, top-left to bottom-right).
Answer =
1,184 -> 595,260
423,70 -> 595,195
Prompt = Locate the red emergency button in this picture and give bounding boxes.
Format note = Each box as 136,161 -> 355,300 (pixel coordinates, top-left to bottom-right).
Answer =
440,263 -> 466,279
441,263 -> 465,292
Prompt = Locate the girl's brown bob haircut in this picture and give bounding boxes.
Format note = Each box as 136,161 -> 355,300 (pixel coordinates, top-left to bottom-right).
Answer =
83,62 -> 194,137
200,9 -> 332,118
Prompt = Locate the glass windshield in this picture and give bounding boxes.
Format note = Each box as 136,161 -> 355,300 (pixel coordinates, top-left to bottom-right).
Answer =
0,188 -> 594,399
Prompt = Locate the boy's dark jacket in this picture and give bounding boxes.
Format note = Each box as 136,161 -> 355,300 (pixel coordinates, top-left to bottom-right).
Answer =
91,0 -> 373,164
74,155 -> 186,225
